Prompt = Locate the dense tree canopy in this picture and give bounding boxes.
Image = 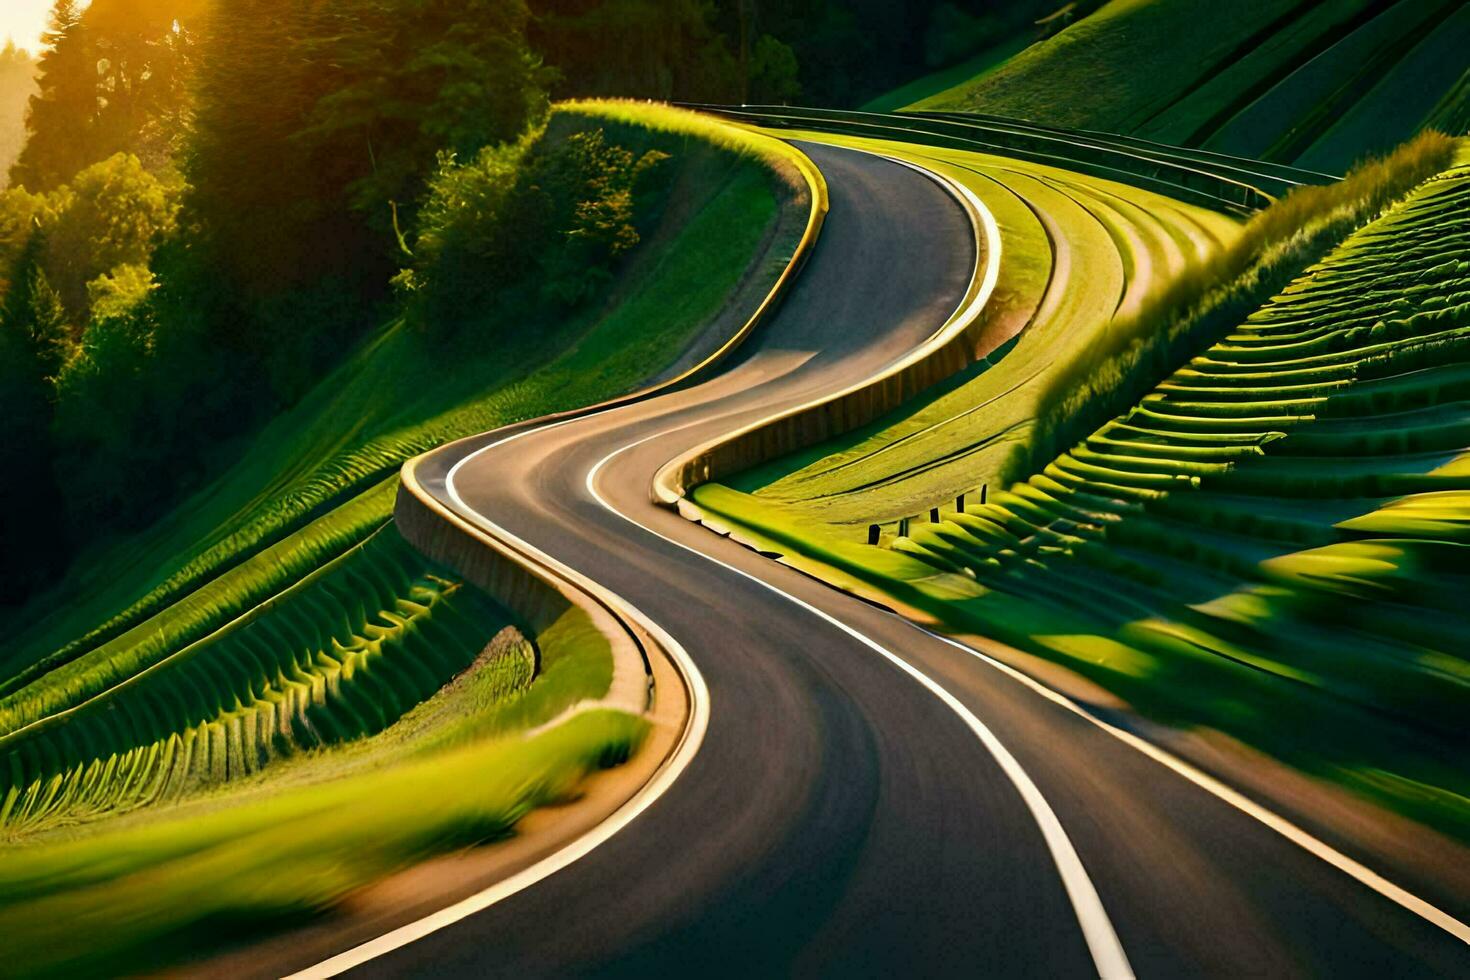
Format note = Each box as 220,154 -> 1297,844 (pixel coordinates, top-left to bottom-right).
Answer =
0,231 -> 69,596
531,0 -> 1053,107
187,0 -> 549,302
10,0 -> 203,191
10,0 -> 95,190
0,42 -> 37,183
0,0 -> 1058,598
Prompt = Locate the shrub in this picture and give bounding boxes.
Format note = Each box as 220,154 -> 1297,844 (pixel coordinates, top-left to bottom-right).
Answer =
749,35 -> 801,103
399,122 -> 670,333
0,187 -> 61,280
54,267 -> 161,500
43,153 -> 182,316
85,262 -> 158,326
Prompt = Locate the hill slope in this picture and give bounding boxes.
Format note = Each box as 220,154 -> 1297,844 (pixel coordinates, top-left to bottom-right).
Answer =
921,0 -> 1469,174
0,102 -> 807,976
695,142 -> 1470,837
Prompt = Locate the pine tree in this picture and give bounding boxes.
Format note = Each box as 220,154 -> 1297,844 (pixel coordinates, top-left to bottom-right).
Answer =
2,228 -> 73,382
0,227 -> 68,599
10,0 -> 99,190
185,0 -> 325,295
0,41 -> 38,180
87,0 -> 202,172
10,0 -> 202,191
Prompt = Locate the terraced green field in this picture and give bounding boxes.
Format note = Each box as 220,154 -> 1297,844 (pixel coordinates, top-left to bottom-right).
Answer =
0,528 -> 512,833
1,104 -> 794,701
701,121 -> 1239,530
696,145 -> 1470,836
922,0 -> 1468,174
0,620 -> 634,975
0,101 -> 803,973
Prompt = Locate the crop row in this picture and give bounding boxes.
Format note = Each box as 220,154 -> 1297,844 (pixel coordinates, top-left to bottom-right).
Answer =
899,160 -> 1470,737
0,529 -> 512,833
724,129 -> 1237,530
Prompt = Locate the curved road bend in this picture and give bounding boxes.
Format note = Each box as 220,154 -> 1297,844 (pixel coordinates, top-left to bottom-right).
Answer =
345,142 -> 1468,977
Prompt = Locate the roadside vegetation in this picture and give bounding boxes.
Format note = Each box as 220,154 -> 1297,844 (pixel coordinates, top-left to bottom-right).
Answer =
1020,130 -> 1460,481
708,124 -> 1238,531
922,0 -> 1469,175
0,97 -> 800,970
696,143 -> 1470,838
0,0 -> 811,968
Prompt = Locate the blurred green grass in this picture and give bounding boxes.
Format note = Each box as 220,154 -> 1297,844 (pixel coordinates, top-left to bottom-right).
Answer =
695,142 -> 1470,838
0,100 -> 796,972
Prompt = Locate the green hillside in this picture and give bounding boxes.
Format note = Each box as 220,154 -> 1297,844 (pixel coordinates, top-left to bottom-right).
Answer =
921,0 -> 1469,174
694,141 -> 1470,837
0,102 -> 803,975
693,113 -> 1242,531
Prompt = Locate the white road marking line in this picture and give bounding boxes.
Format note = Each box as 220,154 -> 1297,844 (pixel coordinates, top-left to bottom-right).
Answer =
287,418 -> 711,980
300,122 -> 1469,980
586,434 -> 1135,979
664,131 -> 1470,948
916,626 -> 1470,946
292,146 -> 1072,977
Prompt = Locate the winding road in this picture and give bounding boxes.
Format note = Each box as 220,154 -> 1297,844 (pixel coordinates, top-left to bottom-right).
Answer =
321,141 -> 1467,976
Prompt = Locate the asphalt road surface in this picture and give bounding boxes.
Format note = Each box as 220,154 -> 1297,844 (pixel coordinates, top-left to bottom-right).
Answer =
347,142 -> 1469,978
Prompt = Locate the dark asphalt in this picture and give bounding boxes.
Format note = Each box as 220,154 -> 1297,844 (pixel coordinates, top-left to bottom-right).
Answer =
351,143 -> 1470,978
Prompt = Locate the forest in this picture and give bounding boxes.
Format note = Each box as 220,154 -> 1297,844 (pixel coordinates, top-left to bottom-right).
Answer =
0,0 -> 1052,601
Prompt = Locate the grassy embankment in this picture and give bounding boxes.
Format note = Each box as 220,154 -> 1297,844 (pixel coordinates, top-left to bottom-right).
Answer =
0,625 -> 636,977
694,123 -> 1237,534
861,29 -> 1039,114
1023,130 -> 1460,477
919,0 -> 1469,175
695,140 -> 1470,837
0,100 -> 805,976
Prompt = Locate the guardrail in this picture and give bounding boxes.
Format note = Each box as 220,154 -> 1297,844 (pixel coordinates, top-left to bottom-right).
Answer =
900,110 -> 1339,189
678,103 -> 1335,216
654,157 -> 1001,509
394,112 -> 829,719
397,450 -> 658,714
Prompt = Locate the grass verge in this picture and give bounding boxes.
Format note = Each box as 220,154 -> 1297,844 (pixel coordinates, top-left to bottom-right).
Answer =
0,707 -> 646,977
1017,130 -> 1458,482
0,100 -> 799,971
693,142 -> 1470,839
713,125 -> 1236,530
